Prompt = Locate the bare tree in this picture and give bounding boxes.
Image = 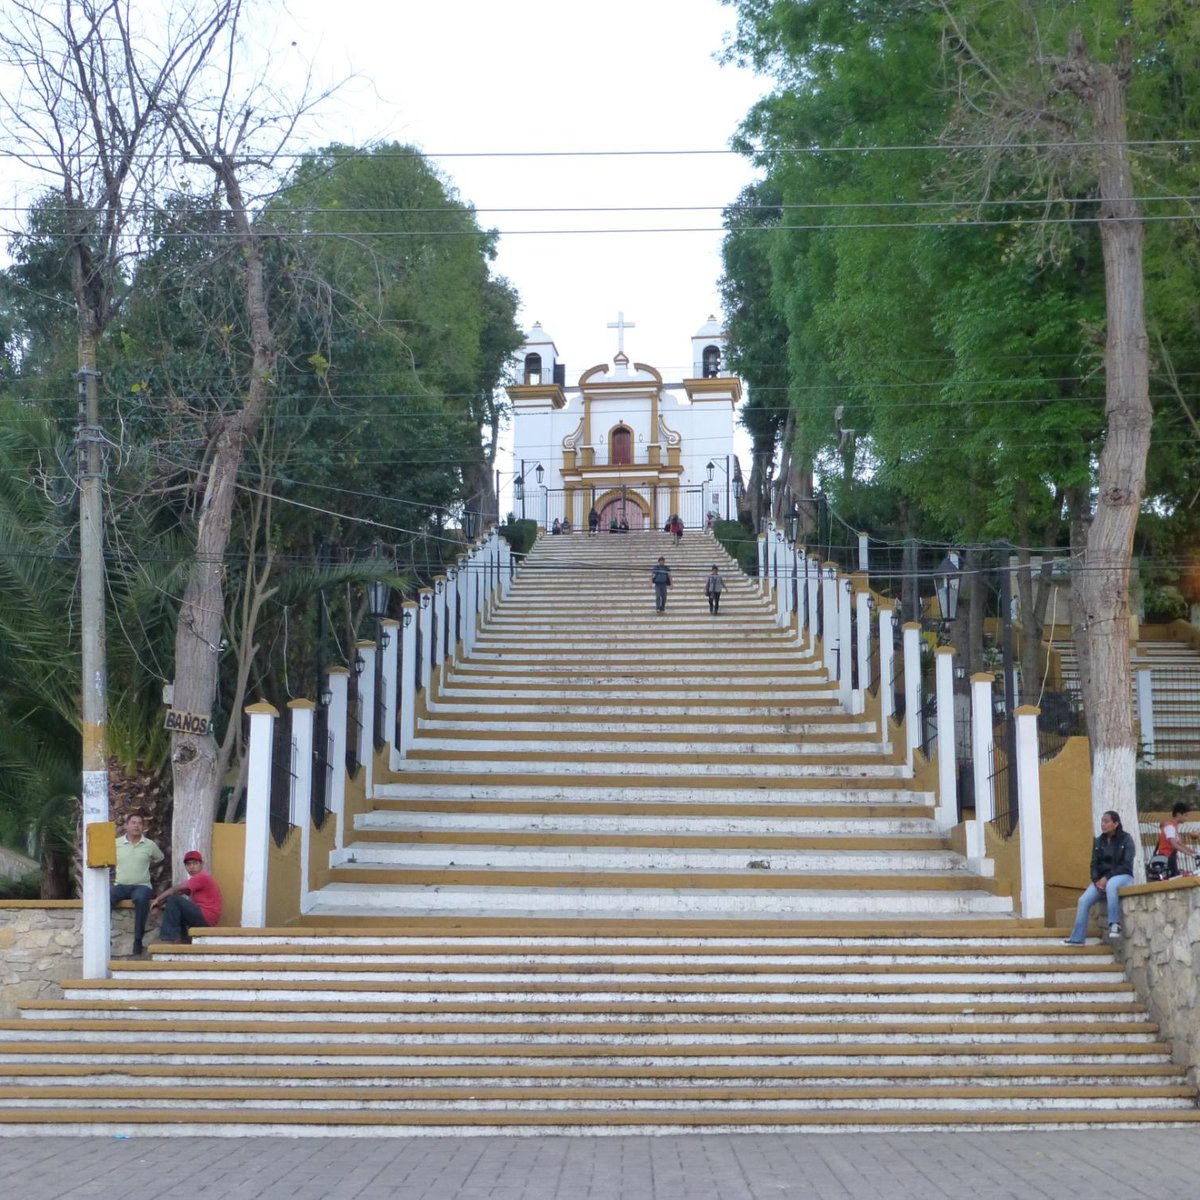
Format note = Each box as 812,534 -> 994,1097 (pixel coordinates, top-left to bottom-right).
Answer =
158,5 -> 334,865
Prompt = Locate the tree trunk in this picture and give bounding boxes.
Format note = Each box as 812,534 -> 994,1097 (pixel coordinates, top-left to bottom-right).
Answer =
169,156 -> 277,868
1058,36 -> 1150,855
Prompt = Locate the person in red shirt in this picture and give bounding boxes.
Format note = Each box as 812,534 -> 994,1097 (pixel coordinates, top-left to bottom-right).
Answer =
151,850 -> 222,944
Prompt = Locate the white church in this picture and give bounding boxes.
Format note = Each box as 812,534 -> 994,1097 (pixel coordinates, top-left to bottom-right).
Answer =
506,315 -> 743,531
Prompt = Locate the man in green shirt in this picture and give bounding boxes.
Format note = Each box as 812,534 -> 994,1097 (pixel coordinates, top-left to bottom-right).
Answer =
110,813 -> 164,956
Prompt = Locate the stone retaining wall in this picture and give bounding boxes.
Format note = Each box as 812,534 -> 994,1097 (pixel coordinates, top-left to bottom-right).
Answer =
1111,877 -> 1200,1089
0,902 -> 138,1019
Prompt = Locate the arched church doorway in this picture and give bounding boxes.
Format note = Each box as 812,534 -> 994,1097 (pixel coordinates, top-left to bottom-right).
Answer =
597,493 -> 647,530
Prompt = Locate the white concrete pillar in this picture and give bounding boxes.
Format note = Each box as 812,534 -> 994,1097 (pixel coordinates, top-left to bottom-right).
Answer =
462,548 -> 479,656
81,782 -> 111,979
499,536 -> 513,599
382,618 -> 400,768
902,622 -> 922,769
1136,667 -> 1155,766
854,584 -> 871,717
807,555 -> 821,657
968,673 -> 996,872
355,640 -> 376,793
775,532 -> 790,628
858,531 -> 870,573
757,534 -> 767,594
325,667 -> 349,851
398,602 -> 418,758
779,541 -> 794,626
416,588 -> 433,693
838,576 -> 854,712
821,563 -> 839,678
449,560 -> 466,660
1014,705 -> 1046,920
288,700 -> 315,908
877,604 -> 895,743
431,577 -> 447,671
240,701 -> 278,928
934,647 -> 957,831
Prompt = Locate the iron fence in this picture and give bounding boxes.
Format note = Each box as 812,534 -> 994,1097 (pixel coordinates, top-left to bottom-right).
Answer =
270,722 -> 297,848
311,704 -> 332,829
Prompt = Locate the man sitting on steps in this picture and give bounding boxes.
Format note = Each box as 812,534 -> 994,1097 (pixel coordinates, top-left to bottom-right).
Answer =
109,812 -> 164,957
151,849 -> 222,945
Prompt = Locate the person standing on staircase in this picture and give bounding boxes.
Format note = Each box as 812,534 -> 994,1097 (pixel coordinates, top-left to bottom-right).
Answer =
705,564 -> 725,615
588,507 -> 599,536
651,556 -> 672,614
110,813 -> 164,958
1063,810 -> 1137,944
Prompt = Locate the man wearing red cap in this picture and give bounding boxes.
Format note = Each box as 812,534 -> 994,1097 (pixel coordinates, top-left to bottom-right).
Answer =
150,850 -> 222,945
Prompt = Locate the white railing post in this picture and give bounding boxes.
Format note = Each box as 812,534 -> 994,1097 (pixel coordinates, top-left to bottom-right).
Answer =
431,577 -> 447,675
838,575 -> 854,711
442,569 -> 457,667
499,535 -> 513,599
968,672 -> 996,873
877,604 -> 895,743
807,554 -> 821,657
821,564 -> 839,678
858,531 -> 870,573
854,583 -> 871,716
416,588 -> 433,693
355,641 -> 376,793
289,700 -> 315,908
382,618 -> 400,768
934,647 -> 957,830
325,668 -> 349,851
398,603 -> 418,758
1136,666 -> 1155,766
240,701 -> 278,928
462,548 -> 479,656
1015,704 -> 1046,920
902,622 -> 922,769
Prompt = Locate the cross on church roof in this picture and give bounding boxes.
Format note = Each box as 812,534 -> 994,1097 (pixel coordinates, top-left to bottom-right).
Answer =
606,311 -> 636,356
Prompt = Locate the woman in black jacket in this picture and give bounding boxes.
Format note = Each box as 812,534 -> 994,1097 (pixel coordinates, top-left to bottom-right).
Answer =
1063,810 -> 1137,944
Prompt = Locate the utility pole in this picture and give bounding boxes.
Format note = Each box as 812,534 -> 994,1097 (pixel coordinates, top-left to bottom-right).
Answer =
77,353 -> 110,980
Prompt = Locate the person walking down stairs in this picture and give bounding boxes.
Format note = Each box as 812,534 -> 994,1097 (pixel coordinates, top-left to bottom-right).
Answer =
650,555 -> 672,613
705,563 -> 725,614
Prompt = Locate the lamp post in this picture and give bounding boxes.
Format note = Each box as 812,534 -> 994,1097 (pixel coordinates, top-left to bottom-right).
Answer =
706,456 -> 740,520
934,550 -> 962,636
516,460 -> 543,522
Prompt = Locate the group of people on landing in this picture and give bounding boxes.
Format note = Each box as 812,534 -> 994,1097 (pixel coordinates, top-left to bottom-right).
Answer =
1064,803 -> 1198,944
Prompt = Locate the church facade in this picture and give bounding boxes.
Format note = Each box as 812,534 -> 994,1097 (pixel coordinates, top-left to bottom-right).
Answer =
507,316 -> 743,531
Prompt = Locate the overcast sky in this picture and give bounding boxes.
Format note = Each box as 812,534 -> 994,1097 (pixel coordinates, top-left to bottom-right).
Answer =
280,0 -> 768,383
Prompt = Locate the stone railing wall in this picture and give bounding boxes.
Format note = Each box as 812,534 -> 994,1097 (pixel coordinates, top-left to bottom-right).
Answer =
0,901 -> 138,1018
1109,877 -> 1200,1089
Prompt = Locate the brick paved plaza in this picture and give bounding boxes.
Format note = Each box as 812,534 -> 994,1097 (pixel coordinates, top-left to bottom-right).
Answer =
3,1131 -> 1197,1199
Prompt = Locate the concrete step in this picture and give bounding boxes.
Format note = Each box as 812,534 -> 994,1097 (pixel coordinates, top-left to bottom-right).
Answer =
331,844 -> 966,873
303,882 -> 1015,917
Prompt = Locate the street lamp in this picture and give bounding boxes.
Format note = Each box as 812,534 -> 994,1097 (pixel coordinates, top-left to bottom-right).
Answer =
934,551 -> 962,626
516,461 -> 544,522
705,456 -> 737,520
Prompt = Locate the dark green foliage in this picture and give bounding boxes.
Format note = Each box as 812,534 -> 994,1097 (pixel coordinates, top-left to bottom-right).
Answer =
712,519 -> 759,575
498,519 -> 538,558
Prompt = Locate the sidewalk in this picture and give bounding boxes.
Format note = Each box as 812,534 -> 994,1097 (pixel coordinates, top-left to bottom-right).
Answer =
3,1130 -> 1196,1200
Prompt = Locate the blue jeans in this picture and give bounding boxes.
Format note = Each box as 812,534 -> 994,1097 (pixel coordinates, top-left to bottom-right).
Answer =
1067,875 -> 1135,941
159,893 -> 208,942
110,883 -> 152,949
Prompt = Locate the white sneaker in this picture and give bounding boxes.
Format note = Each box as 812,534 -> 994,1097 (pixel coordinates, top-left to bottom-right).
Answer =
1108,923 -> 1122,938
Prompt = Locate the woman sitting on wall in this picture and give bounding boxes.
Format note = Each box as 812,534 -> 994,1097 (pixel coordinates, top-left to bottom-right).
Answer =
1062,810 -> 1137,944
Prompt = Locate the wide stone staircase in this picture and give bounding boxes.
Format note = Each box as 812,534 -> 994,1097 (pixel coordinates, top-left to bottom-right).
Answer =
1,531 -> 1197,1134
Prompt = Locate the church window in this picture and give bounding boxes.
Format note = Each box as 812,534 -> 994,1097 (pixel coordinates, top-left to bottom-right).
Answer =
610,426 -> 633,466
523,353 -> 542,385
702,345 -> 721,378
